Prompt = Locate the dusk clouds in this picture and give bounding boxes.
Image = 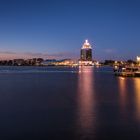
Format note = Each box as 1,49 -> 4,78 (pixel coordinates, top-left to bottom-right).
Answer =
0,51 -> 78,60
0,0 -> 140,60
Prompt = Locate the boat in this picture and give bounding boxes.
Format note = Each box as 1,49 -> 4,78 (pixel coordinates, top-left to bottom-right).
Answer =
114,66 -> 140,77
134,71 -> 140,77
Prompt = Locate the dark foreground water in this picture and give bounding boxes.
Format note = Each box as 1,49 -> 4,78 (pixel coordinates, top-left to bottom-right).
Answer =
0,66 -> 140,140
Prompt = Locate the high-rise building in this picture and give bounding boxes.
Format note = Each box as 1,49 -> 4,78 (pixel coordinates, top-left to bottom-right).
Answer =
79,40 -> 92,65
80,40 -> 92,61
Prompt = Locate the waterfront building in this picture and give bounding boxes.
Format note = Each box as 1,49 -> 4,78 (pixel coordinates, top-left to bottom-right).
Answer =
42,59 -> 57,66
13,59 -> 25,66
137,56 -> 140,62
79,40 -> 93,66
137,56 -> 140,66
42,59 -> 76,66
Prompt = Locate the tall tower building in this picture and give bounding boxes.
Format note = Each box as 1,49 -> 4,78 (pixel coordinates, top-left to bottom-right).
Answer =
79,40 -> 93,65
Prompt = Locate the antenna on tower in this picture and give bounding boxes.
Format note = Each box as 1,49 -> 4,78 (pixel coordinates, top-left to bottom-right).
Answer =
85,39 -> 88,43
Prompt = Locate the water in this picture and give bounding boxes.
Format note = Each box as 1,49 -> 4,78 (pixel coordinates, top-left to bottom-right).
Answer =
0,66 -> 140,140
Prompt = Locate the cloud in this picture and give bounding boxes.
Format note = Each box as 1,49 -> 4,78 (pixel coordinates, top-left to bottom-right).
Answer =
103,48 -> 116,53
0,51 -> 17,54
0,51 -> 78,60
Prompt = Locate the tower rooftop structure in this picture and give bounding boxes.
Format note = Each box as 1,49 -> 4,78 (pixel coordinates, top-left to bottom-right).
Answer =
82,40 -> 92,49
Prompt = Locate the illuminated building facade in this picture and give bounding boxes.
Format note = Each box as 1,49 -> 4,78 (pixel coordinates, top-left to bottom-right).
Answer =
79,40 -> 93,65
137,56 -> 140,62
137,56 -> 140,66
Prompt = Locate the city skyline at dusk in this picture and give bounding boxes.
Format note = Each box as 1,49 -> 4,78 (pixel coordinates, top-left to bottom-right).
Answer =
0,0 -> 140,60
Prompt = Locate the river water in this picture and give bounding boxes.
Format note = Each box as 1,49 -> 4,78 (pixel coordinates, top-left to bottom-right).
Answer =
0,66 -> 140,140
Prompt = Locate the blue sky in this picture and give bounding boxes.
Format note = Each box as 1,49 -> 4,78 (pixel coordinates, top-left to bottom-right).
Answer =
0,0 -> 140,60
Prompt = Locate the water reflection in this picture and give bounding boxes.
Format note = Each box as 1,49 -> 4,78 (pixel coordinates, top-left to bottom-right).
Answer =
133,78 -> 140,121
76,66 -> 96,139
118,77 -> 127,112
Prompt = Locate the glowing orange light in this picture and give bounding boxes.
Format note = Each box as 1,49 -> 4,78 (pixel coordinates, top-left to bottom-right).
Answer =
82,39 -> 92,49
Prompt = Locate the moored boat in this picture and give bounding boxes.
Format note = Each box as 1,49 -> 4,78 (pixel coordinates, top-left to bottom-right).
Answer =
134,71 -> 140,77
114,66 -> 140,77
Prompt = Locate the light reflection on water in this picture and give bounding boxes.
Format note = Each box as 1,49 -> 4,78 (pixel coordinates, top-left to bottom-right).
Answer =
1,66 -> 140,139
76,66 -> 96,139
117,77 -> 140,126
133,78 -> 140,121
118,77 -> 127,113
76,67 -> 140,139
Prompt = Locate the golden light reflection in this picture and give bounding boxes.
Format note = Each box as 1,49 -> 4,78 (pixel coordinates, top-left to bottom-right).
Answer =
76,66 -> 96,139
133,78 -> 140,121
118,77 -> 127,111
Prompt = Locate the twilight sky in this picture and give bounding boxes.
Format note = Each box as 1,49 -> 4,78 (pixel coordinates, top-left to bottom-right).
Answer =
0,0 -> 140,60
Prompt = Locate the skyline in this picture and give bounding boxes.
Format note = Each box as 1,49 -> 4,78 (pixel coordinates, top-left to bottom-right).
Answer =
0,0 -> 140,60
